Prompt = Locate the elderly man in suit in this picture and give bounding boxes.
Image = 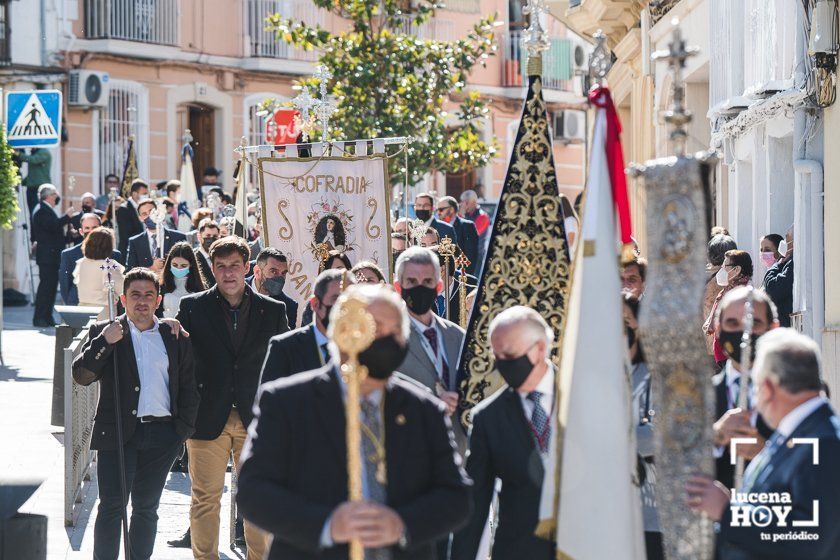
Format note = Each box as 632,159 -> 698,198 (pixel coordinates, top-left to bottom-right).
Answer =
125,199 -> 187,273
435,196 -> 479,276
176,236 -> 289,560
259,269 -> 346,385
68,192 -> 105,245
451,306 -> 556,560
31,184 -> 74,327
414,192 -> 457,247
72,268 -> 199,560
687,328 -> 840,559
237,283 -> 472,560
116,179 -> 149,259
59,212 -> 122,305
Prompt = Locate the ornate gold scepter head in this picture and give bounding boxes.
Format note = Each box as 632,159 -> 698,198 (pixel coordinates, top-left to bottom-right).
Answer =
454,252 -> 471,328
331,292 -> 377,560
438,236 -> 456,321
407,218 -> 426,247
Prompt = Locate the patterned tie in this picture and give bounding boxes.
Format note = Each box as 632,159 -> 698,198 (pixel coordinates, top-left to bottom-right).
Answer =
150,234 -> 157,257
320,343 -> 330,363
423,327 -> 451,390
741,431 -> 786,492
360,399 -> 391,560
527,391 -> 550,452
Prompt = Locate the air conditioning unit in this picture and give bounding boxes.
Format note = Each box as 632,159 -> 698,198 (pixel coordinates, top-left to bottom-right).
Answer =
68,70 -> 110,108
553,110 -> 586,142
572,42 -> 587,73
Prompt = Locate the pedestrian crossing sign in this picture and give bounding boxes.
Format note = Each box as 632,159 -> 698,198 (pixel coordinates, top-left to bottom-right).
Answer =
4,90 -> 62,148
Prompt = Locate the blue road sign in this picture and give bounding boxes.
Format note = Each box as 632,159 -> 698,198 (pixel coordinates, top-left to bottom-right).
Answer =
5,90 -> 63,148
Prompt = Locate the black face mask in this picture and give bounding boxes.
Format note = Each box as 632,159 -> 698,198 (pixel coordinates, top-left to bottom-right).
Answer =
495,350 -> 534,389
401,285 -> 437,315
201,237 -> 218,252
719,330 -> 760,365
82,204 -> 93,214
415,209 -> 432,222
54,195 -> 61,205
359,335 -> 409,380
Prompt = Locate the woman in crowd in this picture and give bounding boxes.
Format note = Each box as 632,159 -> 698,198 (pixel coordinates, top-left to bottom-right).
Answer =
759,233 -> 784,269
101,196 -> 125,229
159,242 -> 207,318
351,261 -> 386,284
318,250 -> 353,273
74,227 -> 124,316
703,249 -> 753,367
703,232 -> 737,360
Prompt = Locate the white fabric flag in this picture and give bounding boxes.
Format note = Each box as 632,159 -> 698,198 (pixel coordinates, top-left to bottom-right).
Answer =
546,109 -> 645,560
178,150 -> 200,232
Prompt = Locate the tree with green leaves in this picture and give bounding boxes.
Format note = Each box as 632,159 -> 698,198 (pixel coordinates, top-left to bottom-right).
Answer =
0,127 -> 20,229
267,0 -> 499,187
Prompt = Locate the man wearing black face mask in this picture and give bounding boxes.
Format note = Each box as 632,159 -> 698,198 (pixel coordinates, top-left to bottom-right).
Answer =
451,306 -> 556,560
414,192 -> 457,247
238,284 -> 471,560
194,218 -> 219,287
393,248 -> 465,447
125,199 -> 186,273
258,269 -> 346,385
250,247 -> 298,329
711,286 -> 779,489
68,192 -> 105,245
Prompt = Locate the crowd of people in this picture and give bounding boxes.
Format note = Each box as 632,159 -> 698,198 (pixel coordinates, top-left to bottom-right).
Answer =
51,168 -> 838,560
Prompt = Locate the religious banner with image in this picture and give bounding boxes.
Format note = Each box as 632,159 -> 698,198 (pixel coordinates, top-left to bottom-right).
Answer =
258,155 -> 391,314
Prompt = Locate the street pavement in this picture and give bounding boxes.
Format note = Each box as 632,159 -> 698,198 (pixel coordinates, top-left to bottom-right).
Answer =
2,305 -> 243,559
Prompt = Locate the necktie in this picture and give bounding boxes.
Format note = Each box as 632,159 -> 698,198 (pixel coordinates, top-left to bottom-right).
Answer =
741,431 -> 786,492
320,343 -> 330,363
527,391 -> 550,452
423,327 -> 450,390
435,294 -> 445,316
360,399 -> 391,560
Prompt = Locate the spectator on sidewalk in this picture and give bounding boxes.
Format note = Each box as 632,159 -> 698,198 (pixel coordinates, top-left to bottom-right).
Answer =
764,226 -> 794,328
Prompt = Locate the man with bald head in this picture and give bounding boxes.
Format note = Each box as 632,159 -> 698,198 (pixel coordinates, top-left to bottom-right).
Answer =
69,192 -> 105,244
687,328 -> 840,559
59,213 -> 122,305
451,306 -> 556,560
238,284 -> 471,560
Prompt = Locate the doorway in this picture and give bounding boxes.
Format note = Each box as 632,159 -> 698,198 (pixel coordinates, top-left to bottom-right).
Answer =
176,103 -> 216,187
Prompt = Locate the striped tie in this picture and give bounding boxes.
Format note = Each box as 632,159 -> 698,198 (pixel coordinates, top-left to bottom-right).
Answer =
527,391 -> 550,452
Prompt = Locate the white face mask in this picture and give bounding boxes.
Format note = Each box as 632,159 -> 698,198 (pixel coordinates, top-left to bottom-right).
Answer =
778,239 -> 788,256
716,266 -> 730,287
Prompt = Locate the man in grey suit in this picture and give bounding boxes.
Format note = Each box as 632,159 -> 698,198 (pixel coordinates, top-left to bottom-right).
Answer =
393,247 -> 465,450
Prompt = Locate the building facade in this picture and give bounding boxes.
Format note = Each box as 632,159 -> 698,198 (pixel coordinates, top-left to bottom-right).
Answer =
1,0 -> 587,295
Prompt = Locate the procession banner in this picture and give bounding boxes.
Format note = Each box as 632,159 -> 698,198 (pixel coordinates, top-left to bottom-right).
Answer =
258,155 -> 391,315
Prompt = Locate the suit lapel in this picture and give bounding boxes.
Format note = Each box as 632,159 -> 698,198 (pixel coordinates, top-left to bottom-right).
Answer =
408,327 -> 435,372
505,388 -> 539,457
118,316 -> 141,387
204,288 -> 236,356
314,369 -> 346,465
384,381 -> 408,483
435,316 -> 461,385
309,324 -> 325,367
239,289 -> 265,352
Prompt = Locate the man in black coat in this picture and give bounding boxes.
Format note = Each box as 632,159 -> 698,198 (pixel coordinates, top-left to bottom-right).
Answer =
451,306 -> 556,560
59,213 -> 121,305
115,179 -> 149,259
72,268 -> 199,560
258,268 -> 345,384
125,199 -> 187,273
249,247 -> 298,330
31,184 -> 73,326
414,192 -> 458,247
711,287 -> 778,489
435,196 -> 479,276
176,236 -> 289,560
687,328 -> 840,560
237,284 -> 471,560
68,192 -> 105,244
763,228 -> 793,327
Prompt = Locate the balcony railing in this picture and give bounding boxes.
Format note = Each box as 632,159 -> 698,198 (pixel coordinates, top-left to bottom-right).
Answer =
248,0 -> 325,61
394,15 -> 455,42
438,0 -> 480,14
84,0 -> 179,46
502,30 -> 574,91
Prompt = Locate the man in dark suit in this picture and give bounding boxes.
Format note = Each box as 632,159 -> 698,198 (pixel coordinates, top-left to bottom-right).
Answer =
194,218 -> 219,288
116,179 -> 150,259
687,328 -> 840,559
31,184 -> 74,326
176,236 -> 289,560
68,192 -> 105,245
72,268 -> 199,560
414,192 -> 457,247
249,247 -> 298,330
259,268 -> 345,384
237,284 -> 471,560
435,196 -> 479,276
711,287 -> 779,489
451,306 -> 557,560
59,213 -> 122,305
125,199 -> 187,273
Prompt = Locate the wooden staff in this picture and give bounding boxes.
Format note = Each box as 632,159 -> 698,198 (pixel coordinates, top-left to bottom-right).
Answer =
332,294 -> 377,560
733,286 -> 755,489
438,236 -> 456,321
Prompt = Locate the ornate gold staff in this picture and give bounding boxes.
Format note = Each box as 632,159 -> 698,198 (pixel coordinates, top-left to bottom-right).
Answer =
438,236 -> 456,321
407,218 -> 426,247
332,293 -> 377,560
454,252 -> 471,328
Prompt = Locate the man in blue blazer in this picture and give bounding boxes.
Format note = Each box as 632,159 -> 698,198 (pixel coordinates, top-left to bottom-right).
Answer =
687,328 -> 840,559
414,192 -> 457,247
125,199 -> 186,272
59,213 -> 121,305
435,195 -> 479,275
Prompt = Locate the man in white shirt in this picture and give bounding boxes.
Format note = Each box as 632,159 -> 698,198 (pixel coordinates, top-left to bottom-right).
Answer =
687,328 -> 840,559
72,267 -> 199,560
451,306 -> 556,560
711,287 -> 779,489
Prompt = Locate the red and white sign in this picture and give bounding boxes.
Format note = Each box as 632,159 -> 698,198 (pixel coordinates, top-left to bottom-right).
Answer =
265,108 -> 301,145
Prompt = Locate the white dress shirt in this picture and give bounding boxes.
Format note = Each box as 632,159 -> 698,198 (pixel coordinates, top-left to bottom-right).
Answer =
162,277 -> 189,319
128,317 -> 171,418
312,322 -> 330,365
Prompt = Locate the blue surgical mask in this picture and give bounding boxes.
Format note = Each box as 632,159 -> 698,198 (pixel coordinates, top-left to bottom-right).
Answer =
170,266 -> 190,279
144,216 -> 156,230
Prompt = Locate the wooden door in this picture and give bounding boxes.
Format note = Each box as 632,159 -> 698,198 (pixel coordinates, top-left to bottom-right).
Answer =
188,104 -> 215,188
